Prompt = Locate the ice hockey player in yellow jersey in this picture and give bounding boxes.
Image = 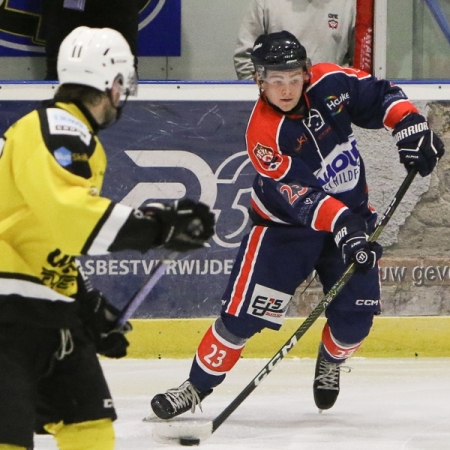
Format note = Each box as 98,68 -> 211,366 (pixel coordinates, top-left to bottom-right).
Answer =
0,26 -> 214,450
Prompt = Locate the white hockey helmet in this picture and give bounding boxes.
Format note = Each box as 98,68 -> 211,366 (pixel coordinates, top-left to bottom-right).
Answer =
57,26 -> 137,96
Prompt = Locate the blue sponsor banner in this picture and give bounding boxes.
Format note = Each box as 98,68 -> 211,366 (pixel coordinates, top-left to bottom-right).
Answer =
0,0 -> 180,56
138,0 -> 181,56
0,99 -> 256,318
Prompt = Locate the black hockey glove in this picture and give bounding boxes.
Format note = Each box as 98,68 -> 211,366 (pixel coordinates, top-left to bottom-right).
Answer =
333,214 -> 382,270
78,290 -> 132,359
393,113 -> 445,177
142,198 -> 215,252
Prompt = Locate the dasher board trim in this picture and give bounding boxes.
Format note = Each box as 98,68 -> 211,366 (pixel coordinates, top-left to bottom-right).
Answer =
1,81 -> 450,101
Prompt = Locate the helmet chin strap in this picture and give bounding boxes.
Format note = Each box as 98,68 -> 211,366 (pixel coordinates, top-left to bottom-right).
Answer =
98,90 -> 129,129
257,78 -> 265,97
115,92 -> 130,122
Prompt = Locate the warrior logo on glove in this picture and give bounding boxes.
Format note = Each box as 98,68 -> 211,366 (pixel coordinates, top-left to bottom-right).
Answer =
393,113 -> 445,177
355,249 -> 369,265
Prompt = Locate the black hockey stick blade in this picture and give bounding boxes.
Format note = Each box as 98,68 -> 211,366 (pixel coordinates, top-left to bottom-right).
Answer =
152,168 -> 417,444
116,251 -> 179,326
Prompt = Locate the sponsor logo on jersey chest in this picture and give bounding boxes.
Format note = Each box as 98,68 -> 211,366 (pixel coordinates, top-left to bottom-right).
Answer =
326,93 -> 350,115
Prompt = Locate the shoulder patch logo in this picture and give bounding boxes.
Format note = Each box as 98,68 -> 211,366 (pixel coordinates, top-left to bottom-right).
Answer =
54,146 -> 72,167
253,143 -> 274,166
253,143 -> 283,172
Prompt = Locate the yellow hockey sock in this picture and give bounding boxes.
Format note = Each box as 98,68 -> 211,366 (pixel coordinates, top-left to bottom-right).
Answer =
45,419 -> 115,450
0,445 -> 27,450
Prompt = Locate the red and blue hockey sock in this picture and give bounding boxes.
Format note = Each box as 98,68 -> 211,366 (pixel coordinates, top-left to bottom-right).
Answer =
321,323 -> 363,363
189,317 -> 247,392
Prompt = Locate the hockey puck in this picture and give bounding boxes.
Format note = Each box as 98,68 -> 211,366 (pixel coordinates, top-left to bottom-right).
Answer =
179,437 -> 200,446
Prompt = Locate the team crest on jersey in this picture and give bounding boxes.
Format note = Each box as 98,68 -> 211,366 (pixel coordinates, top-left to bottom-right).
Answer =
328,13 -> 339,29
253,143 -> 277,169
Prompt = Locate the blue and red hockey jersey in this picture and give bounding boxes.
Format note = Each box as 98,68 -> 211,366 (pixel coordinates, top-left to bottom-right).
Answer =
247,63 -> 418,233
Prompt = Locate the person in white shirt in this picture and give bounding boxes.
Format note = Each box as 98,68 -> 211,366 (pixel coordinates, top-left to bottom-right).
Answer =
234,0 -> 356,80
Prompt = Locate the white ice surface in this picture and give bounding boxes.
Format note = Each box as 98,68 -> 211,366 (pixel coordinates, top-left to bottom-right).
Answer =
34,358 -> 450,450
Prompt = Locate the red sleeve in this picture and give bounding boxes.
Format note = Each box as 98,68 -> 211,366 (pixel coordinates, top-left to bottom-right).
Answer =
383,99 -> 419,130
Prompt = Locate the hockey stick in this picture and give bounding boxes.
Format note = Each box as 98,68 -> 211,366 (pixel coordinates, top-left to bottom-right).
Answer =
77,253 -> 178,327
116,216 -> 208,325
81,217 -> 206,327
116,252 -> 178,326
152,168 -> 418,446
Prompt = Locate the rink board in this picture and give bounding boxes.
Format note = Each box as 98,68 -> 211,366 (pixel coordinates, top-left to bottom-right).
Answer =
126,316 -> 450,359
1,83 -> 450,340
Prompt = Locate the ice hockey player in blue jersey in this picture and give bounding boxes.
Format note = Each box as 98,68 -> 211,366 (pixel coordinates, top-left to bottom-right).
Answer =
149,30 -> 445,419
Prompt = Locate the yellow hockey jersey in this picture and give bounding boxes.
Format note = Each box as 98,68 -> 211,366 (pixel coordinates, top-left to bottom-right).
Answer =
0,102 -> 133,327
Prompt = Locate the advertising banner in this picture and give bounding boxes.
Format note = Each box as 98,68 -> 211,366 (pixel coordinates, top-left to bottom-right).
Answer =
1,92 -> 449,319
0,0 -> 181,56
92,100 -> 255,318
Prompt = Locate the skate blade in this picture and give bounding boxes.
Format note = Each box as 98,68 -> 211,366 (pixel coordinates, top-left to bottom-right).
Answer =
142,412 -> 159,422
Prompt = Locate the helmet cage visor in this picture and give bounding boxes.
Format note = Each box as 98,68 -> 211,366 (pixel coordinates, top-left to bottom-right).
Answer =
255,58 -> 309,80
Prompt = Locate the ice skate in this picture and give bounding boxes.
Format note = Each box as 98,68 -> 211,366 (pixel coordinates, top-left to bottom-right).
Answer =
150,380 -> 212,420
313,348 -> 343,411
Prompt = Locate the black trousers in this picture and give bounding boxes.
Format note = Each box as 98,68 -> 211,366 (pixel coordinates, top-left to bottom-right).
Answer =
40,0 -> 140,79
0,323 -> 116,448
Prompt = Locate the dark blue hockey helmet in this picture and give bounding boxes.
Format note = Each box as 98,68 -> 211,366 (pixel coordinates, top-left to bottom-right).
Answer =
250,31 -> 309,78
